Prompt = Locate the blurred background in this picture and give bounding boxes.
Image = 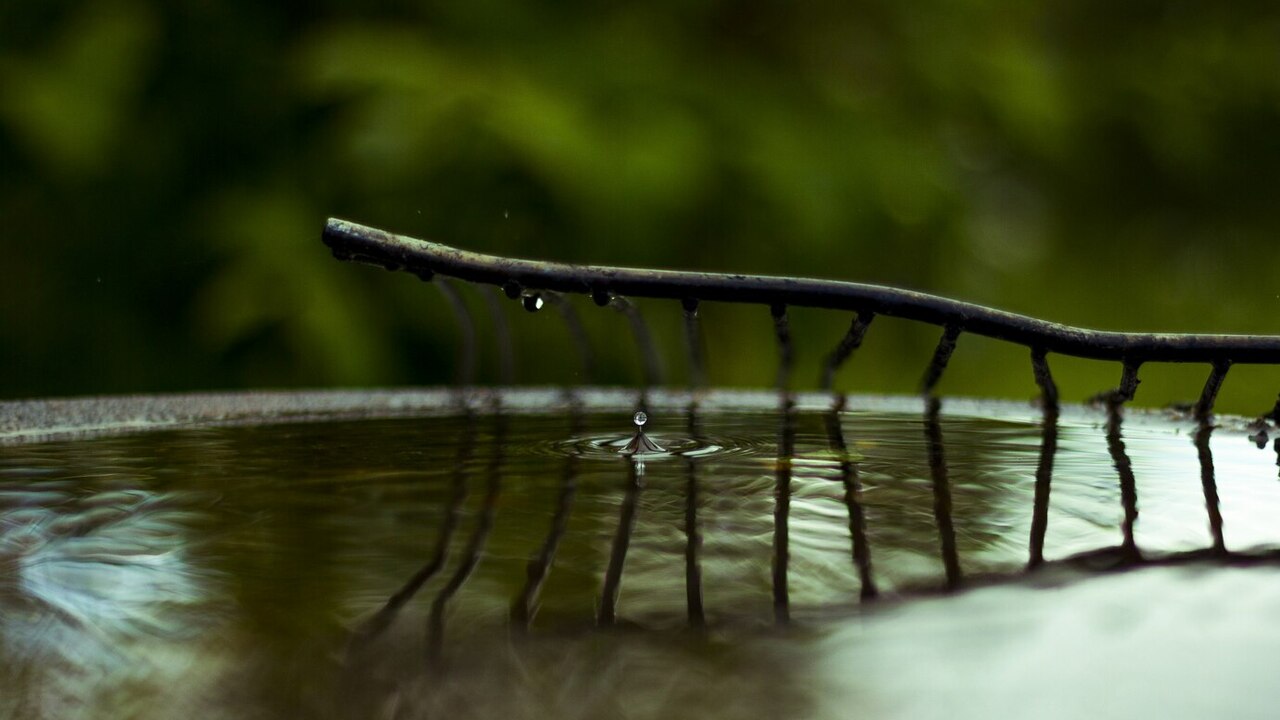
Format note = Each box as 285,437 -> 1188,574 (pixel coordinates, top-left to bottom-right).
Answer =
2,0 -> 1279,412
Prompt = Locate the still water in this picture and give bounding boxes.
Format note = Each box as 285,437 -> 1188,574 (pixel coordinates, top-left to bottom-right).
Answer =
2,389 -> 1280,719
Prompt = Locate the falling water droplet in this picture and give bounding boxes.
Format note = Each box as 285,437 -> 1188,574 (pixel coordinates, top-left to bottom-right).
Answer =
522,294 -> 544,313
634,411 -> 648,427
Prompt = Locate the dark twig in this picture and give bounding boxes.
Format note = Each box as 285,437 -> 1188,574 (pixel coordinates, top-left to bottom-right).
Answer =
324,218 -> 1280,365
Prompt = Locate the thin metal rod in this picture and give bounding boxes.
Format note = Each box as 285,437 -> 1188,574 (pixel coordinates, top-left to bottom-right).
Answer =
1104,402 -> 1142,562
683,299 -> 706,389
1118,360 -> 1142,403
1028,402 -> 1058,569
684,400 -> 705,627
1031,348 -> 1058,409
480,286 -> 515,385
428,413 -> 504,666
610,296 -> 664,387
821,311 -> 875,391
825,396 -> 878,600
436,279 -> 477,385
773,393 -> 795,623
544,292 -> 594,381
324,218 -> 1280,365
1194,361 -> 1231,421
772,304 -> 793,391
924,396 -> 962,590
599,458 -> 642,626
1194,421 -> 1227,555
921,325 -> 962,395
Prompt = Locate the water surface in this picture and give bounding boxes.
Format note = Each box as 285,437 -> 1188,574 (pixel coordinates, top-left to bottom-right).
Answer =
2,389 -> 1279,719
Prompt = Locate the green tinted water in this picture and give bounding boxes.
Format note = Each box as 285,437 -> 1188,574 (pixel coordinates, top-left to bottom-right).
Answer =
2,390 -> 1279,719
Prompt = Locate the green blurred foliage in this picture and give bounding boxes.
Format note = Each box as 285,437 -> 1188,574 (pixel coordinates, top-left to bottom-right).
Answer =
2,0 -> 1279,412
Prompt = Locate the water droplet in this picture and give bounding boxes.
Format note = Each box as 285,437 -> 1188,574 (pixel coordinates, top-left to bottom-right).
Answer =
592,289 -> 612,307
414,268 -> 435,282
633,411 -> 647,427
681,297 -> 699,314
503,281 -> 522,299
522,294 -> 544,312
503,209 -> 510,218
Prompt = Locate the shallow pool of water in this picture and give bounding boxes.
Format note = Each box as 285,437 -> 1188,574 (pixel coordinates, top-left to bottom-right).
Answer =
2,389 -> 1279,719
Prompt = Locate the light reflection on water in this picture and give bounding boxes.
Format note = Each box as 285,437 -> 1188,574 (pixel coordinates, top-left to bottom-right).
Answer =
1,391 -> 1279,718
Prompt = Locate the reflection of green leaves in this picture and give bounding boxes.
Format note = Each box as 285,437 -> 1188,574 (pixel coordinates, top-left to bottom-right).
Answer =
0,0 -> 157,177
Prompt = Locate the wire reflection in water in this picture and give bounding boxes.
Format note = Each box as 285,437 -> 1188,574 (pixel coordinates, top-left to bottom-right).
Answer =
684,400 -> 705,627
353,394 -> 1280,657
428,411 -> 505,666
512,405 -> 580,630
824,395 -> 877,600
773,393 -> 796,623
11,391 -> 1280,719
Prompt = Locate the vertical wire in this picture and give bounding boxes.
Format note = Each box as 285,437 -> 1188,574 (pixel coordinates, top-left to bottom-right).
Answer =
480,286 -> 515,385
1194,360 -> 1231,421
683,298 -> 707,389
771,303 -> 793,391
921,325 -> 962,395
544,292 -> 594,382
610,296 -> 664,387
821,311 -> 876,392
436,278 -> 477,386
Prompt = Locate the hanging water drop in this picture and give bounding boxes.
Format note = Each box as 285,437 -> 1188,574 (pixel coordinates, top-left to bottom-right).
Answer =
522,294 -> 544,313
622,410 -> 663,455
503,281 -> 522,299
